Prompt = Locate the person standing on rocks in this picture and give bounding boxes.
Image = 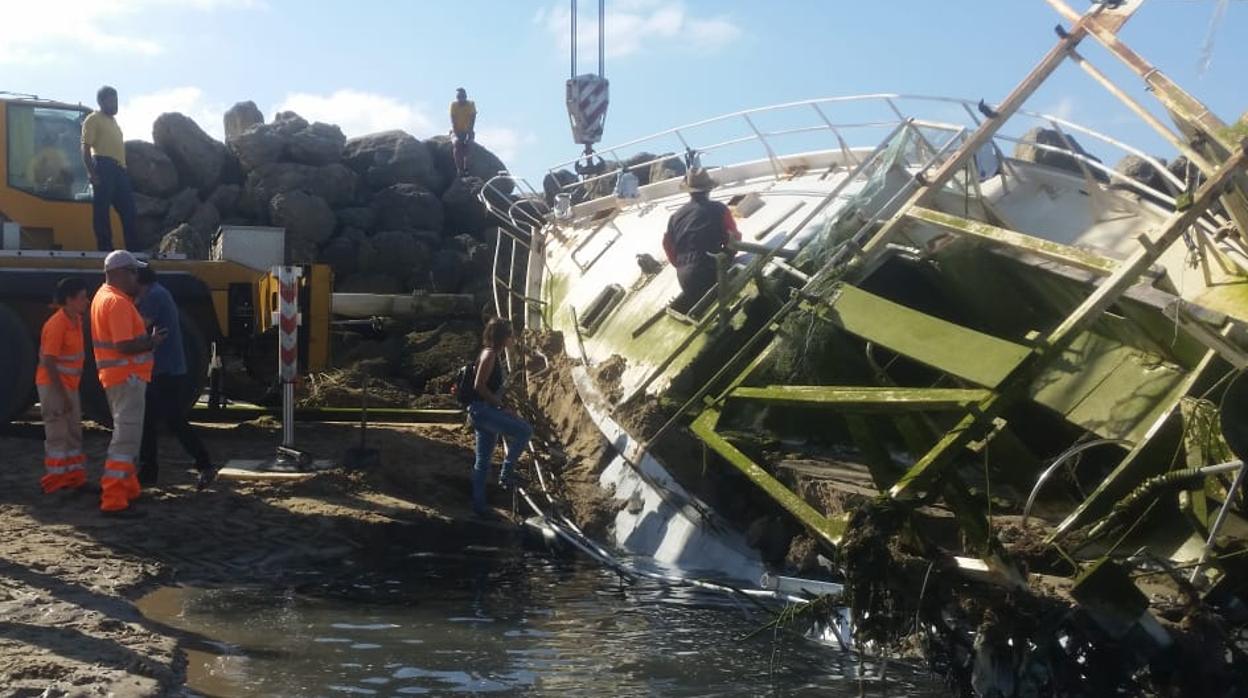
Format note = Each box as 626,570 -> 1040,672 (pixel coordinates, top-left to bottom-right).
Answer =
661,168 -> 740,313
81,86 -> 138,251
135,265 -> 219,491
467,318 -> 531,519
91,250 -> 165,516
36,278 -> 90,494
450,87 -> 477,177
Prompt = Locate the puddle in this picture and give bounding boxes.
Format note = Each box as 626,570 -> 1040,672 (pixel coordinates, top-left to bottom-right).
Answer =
140,550 -> 943,696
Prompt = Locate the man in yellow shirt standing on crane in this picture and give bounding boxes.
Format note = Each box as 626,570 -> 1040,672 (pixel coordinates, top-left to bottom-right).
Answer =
81,86 -> 138,252
449,87 -> 477,178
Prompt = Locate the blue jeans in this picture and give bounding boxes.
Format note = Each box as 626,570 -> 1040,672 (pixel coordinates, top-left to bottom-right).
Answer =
467,401 -> 532,513
92,157 -> 137,251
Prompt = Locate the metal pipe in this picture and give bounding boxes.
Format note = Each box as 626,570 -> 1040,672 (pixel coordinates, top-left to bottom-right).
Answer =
1191,460 -> 1248,584
598,0 -> 605,77
569,0 -> 577,78
1021,439 -> 1132,527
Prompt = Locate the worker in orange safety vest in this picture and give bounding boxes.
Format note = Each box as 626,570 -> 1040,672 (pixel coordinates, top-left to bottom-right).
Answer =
90,250 -> 166,515
36,277 -> 90,494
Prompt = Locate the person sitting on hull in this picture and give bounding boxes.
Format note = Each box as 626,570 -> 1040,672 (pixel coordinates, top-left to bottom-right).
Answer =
661,168 -> 740,314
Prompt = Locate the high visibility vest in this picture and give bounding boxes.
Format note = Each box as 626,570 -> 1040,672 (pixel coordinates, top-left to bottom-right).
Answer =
35,309 -> 85,391
90,284 -> 153,388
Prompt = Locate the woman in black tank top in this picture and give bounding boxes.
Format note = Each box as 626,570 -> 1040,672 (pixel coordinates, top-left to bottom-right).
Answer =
466,318 -> 533,518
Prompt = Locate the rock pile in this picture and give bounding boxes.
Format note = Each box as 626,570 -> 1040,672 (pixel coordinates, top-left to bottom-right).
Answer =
124,100 -> 513,300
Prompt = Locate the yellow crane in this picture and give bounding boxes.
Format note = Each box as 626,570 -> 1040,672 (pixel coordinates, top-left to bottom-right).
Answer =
0,94 -> 332,423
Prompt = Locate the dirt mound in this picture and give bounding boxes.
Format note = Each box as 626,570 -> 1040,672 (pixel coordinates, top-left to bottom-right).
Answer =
522,331 -> 620,539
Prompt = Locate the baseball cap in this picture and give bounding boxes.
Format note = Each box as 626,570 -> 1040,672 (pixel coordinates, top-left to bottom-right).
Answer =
103,249 -> 148,272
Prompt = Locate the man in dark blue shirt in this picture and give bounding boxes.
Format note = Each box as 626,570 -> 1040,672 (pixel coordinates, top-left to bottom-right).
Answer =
136,266 -> 218,490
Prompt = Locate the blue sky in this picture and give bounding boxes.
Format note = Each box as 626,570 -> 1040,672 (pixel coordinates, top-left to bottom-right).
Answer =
3,1 -> 1245,185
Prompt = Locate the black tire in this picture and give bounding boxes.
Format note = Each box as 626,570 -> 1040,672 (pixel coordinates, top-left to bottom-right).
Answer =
80,311 -> 211,425
0,304 -> 36,425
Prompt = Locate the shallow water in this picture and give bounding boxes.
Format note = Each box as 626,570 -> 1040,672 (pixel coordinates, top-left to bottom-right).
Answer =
141,548 -> 944,697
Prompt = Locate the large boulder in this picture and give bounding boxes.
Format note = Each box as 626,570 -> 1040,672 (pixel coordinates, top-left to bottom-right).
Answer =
228,122 -> 285,171
425,135 -> 511,194
334,206 -> 376,233
133,216 -> 167,252
246,162 -> 358,208
336,273 -> 401,294
270,191 -> 336,262
628,151 -> 685,185
132,192 -> 168,219
342,130 -> 440,191
207,184 -> 242,219
158,223 -> 209,260
287,122 -> 346,166
369,230 -> 432,290
317,235 -> 359,278
1013,127 -> 1102,177
429,248 -> 467,292
152,112 -> 226,194
371,183 -> 444,233
223,101 -> 264,141
162,188 -> 200,228
124,141 -> 179,197
441,176 -> 488,233
188,201 -> 221,240
1113,154 -> 1170,195
542,169 -> 577,206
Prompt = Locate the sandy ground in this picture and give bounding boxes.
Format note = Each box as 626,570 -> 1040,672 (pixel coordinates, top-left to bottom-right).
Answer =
0,414 -> 523,697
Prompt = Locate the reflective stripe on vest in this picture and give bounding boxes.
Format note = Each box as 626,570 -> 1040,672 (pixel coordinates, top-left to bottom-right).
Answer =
102,468 -> 130,480
107,452 -> 134,464
97,351 -> 153,369
44,465 -> 69,474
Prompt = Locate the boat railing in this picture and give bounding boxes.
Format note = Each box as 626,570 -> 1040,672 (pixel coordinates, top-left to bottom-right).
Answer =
545,93 -> 1234,236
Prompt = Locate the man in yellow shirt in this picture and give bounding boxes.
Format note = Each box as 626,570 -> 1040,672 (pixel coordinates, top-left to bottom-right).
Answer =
449,87 -> 477,178
81,86 -> 138,252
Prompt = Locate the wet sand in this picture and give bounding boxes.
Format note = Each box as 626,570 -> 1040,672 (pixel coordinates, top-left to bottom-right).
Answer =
0,415 -> 518,696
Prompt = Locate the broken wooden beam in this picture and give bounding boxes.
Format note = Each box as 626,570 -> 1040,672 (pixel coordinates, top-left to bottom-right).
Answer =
891,141 -> 1248,501
907,206 -> 1118,275
728,385 -> 991,412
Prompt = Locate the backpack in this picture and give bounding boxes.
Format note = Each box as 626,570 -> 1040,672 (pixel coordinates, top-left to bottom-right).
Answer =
452,361 -> 476,406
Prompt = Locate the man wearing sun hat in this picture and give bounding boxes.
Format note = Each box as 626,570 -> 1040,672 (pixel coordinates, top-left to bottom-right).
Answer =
661,167 -> 741,313
90,250 -> 166,515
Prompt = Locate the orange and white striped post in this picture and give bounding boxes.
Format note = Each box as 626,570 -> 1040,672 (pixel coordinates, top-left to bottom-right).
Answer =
275,265 -> 301,452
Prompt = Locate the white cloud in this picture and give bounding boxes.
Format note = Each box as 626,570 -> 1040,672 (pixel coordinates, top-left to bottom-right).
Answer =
1045,96 -> 1077,122
118,86 -> 226,142
538,0 -> 742,60
274,90 -> 437,139
0,0 -> 257,65
476,127 -> 537,164
115,86 -> 534,164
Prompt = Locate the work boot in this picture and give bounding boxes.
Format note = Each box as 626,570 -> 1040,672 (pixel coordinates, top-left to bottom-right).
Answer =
196,463 -> 222,492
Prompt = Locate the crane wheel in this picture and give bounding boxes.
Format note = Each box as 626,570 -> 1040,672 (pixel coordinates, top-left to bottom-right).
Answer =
0,303 -> 36,425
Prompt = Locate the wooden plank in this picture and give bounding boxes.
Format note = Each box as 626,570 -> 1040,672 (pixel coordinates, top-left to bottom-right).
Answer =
823,285 -> 1030,388
1048,0 -> 1248,243
852,0 -> 1142,265
729,385 -> 991,412
892,144 -> 1248,500
907,206 -> 1117,275
691,408 -> 845,547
